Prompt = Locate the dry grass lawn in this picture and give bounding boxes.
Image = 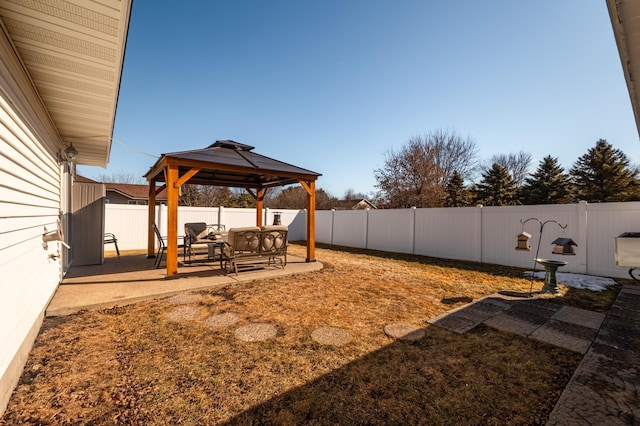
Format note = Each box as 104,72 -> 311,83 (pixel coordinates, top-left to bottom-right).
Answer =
1,244 -> 621,425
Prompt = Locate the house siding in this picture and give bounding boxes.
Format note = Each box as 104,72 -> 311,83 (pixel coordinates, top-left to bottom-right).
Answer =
0,28 -> 65,414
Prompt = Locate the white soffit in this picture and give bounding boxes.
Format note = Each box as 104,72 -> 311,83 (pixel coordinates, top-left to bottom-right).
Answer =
608,0 -> 640,139
0,0 -> 132,167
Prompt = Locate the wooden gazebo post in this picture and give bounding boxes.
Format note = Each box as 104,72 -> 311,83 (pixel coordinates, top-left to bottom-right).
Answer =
165,162 -> 179,275
147,178 -> 156,259
300,179 -> 316,262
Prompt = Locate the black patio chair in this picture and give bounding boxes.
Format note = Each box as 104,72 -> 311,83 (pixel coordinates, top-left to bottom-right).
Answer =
104,232 -> 120,257
152,223 -> 167,268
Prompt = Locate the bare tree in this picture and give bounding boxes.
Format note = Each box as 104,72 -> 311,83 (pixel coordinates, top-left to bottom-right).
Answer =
96,172 -> 145,184
179,185 -> 233,207
374,130 -> 479,208
483,151 -> 532,188
265,186 -> 336,209
429,129 -> 479,184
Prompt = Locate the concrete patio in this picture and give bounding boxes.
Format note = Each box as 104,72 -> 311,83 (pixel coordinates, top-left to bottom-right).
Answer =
47,253 -> 323,317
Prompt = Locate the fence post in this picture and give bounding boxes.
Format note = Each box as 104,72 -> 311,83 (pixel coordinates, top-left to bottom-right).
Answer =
411,206 -> 417,255
219,206 -> 224,227
477,204 -> 483,263
330,209 -> 335,246
578,201 -> 588,274
365,208 -> 370,249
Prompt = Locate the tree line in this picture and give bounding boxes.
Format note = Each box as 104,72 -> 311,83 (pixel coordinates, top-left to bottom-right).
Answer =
96,130 -> 640,209
374,131 -> 640,208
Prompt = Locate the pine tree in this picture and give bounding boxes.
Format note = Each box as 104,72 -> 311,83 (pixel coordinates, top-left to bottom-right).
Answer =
473,163 -> 518,206
521,155 -> 573,204
445,171 -> 469,207
570,139 -> 640,202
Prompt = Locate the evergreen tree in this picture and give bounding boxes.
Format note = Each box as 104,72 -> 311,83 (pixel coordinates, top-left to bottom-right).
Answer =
570,139 -> 640,202
473,163 -> 518,206
445,171 -> 469,207
521,155 -> 573,204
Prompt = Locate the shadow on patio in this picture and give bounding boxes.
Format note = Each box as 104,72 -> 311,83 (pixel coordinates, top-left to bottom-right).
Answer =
47,252 -> 323,317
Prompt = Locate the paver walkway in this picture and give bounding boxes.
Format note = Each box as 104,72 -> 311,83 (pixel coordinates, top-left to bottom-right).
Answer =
428,293 -> 604,354
429,285 -> 640,424
547,285 -> 640,425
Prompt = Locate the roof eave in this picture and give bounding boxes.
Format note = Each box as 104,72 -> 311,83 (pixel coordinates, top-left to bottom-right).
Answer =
607,0 -> 640,140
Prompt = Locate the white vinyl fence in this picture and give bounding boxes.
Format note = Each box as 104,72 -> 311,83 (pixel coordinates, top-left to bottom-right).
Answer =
105,201 -> 640,279
104,205 -> 307,250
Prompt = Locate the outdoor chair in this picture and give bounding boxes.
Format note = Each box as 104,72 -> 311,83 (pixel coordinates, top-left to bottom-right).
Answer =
184,222 -> 226,263
104,232 -> 120,257
221,226 -> 287,275
152,223 -> 167,268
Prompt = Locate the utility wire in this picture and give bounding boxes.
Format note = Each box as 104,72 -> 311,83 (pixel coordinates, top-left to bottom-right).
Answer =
66,135 -> 159,159
112,138 -> 159,159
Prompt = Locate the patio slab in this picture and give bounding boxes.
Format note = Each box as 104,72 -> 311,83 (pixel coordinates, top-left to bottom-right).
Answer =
46,253 -> 323,317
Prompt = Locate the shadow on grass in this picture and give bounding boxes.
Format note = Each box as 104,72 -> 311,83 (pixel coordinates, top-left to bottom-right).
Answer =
441,296 -> 474,305
220,325 -> 578,425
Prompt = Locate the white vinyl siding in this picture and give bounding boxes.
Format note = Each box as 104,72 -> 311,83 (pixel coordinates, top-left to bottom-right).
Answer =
0,30 -> 64,413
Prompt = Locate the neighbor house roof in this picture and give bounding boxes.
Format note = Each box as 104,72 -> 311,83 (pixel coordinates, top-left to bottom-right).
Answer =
607,0 -> 640,139
106,183 -> 167,201
145,140 -> 321,188
0,0 -> 132,167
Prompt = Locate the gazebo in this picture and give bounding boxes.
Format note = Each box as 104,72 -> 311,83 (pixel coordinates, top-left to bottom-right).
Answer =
144,140 -> 322,276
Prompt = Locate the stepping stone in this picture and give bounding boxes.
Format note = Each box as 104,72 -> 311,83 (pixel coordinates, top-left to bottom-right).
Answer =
167,306 -> 200,321
551,306 -> 605,330
204,312 -> 240,328
429,314 -> 477,334
311,327 -> 352,346
235,323 -> 277,342
484,313 -> 540,336
384,323 -> 425,341
165,293 -> 202,305
530,321 -> 594,354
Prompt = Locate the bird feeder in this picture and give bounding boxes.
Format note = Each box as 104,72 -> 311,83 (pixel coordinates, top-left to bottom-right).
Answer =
515,231 -> 532,251
551,237 -> 577,255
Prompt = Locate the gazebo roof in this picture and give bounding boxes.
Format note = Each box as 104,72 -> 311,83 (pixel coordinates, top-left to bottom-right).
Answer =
145,140 -> 321,188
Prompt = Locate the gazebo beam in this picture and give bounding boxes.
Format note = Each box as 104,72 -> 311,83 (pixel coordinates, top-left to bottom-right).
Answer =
175,168 -> 201,188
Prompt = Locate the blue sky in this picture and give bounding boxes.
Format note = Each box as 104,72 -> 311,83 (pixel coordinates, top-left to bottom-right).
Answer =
79,0 -> 640,198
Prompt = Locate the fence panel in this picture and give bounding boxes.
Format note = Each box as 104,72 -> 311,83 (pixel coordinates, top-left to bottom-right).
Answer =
480,204 -> 586,274
332,210 -> 368,248
279,210 -> 306,241
105,204 -> 150,250
367,209 -> 415,254
315,210 -> 333,244
414,207 -> 482,262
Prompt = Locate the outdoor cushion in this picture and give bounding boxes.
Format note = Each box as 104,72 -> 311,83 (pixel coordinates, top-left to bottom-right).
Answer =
261,226 -> 288,251
225,227 -> 260,254
185,222 -> 208,241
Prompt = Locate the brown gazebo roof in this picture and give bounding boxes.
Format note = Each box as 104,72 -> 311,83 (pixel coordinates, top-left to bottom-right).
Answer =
144,140 -> 321,186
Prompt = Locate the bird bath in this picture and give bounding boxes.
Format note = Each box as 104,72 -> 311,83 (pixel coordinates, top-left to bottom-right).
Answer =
535,258 -> 568,294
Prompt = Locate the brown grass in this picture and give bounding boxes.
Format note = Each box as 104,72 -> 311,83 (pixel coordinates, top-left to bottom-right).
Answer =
1,243 -> 622,425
